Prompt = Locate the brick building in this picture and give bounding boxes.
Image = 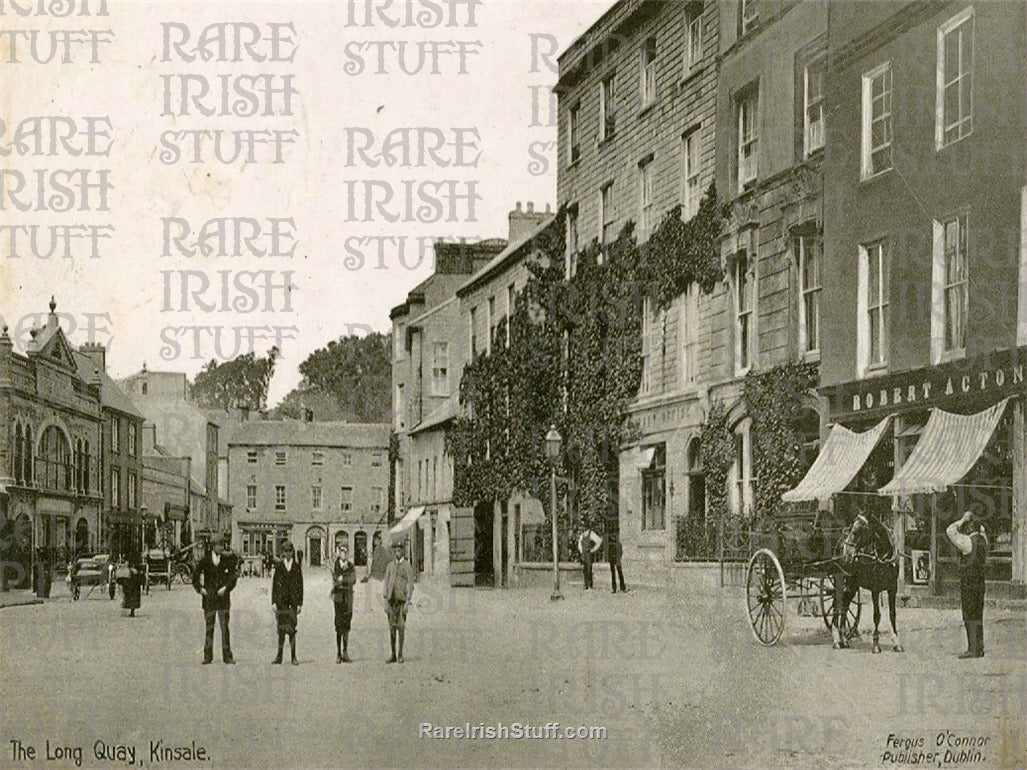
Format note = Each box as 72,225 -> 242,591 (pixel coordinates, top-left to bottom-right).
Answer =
226,419 -> 390,571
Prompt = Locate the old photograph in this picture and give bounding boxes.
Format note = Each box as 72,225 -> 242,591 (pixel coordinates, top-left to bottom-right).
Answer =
0,0 -> 1025,767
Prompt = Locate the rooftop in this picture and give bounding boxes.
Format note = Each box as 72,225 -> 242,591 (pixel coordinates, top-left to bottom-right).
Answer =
226,421 -> 391,449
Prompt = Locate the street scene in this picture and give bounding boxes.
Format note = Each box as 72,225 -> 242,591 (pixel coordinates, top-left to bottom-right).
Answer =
3,0 -> 1027,767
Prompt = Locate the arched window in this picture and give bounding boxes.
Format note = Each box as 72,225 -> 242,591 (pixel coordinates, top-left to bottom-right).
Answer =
141,382 -> 148,395
13,424 -> 23,485
23,425 -> 33,485
75,438 -> 83,493
38,425 -> 72,492
83,440 -> 91,494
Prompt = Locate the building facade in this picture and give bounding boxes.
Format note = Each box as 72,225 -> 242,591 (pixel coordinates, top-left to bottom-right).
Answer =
0,302 -> 103,588
819,0 -> 1027,598
226,420 -> 390,571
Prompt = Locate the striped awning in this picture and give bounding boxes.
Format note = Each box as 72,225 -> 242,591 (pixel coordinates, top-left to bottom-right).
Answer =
781,415 -> 892,503
878,399 -> 1009,496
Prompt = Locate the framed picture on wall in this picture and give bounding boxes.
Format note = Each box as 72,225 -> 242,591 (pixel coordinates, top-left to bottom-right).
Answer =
911,549 -> 931,585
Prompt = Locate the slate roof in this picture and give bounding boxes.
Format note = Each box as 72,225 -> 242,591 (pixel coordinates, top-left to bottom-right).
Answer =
225,421 -> 390,449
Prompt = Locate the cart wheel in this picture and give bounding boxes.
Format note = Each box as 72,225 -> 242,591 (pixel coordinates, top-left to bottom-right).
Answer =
746,549 -> 786,646
73,585 -> 80,601
820,575 -> 861,640
177,566 -> 192,585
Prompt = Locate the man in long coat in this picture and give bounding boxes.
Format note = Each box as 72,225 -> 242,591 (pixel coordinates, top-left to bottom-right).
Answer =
192,534 -> 239,664
271,540 -> 304,664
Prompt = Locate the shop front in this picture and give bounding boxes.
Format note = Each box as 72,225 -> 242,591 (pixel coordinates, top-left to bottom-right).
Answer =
822,347 -> 1027,599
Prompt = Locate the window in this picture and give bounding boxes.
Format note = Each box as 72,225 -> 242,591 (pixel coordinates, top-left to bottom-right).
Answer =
38,425 -> 72,492
730,421 -> 754,516
312,485 -> 323,510
641,444 -> 666,531
737,89 -> 758,190
685,7 -> 703,72
638,158 -> 654,242
681,286 -> 698,389
681,128 -> 701,220
861,62 -> 893,178
312,451 -> 324,466
274,485 -> 286,511
371,452 -> 383,467
640,297 -> 654,395
932,213 -> 969,361
246,449 -> 258,464
111,467 -> 120,509
506,283 -> 515,347
936,8 -> 973,148
600,74 -> 616,140
394,324 -> 405,360
340,486 -> 353,512
342,452 -> 352,467
127,423 -> 137,457
432,456 -> 438,499
567,102 -> 580,164
566,205 -> 579,277
600,183 -> 615,244
396,383 -> 406,430
141,382 -> 148,395
804,55 -> 826,156
740,0 -> 758,35
275,450 -> 287,466
431,342 -> 449,396
110,416 -> 120,454
797,233 -> 822,356
371,486 -> 383,513
127,472 -> 137,509
487,296 -> 496,352
640,36 -> 657,107
858,241 -> 890,373
246,485 -> 257,509
470,307 -> 478,358
734,249 -> 755,373
83,441 -> 90,494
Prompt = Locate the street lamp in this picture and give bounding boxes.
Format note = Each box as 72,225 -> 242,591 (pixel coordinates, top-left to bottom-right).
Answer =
544,425 -> 564,602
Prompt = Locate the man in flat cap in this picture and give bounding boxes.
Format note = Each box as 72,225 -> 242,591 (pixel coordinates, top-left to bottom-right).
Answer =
383,540 -> 415,663
192,533 -> 239,664
946,507 -> 989,659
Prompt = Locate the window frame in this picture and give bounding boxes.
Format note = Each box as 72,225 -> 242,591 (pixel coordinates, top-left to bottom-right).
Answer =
680,284 -> 699,390
861,62 -> 893,180
641,444 -> 666,531
638,157 -> 654,242
599,74 -> 616,141
857,240 -> 890,375
567,101 -> 581,165
246,484 -> 257,509
312,450 -> 324,466
936,7 -> 974,149
274,485 -> 286,511
803,53 -> 826,157
734,248 -> 755,375
274,450 -> 287,466
340,486 -> 353,512
640,36 -> 658,108
931,212 -> 969,362
600,182 -> 615,245
736,88 -> 759,192
681,127 -> 701,221
684,7 -> 703,73
740,0 -> 759,36
797,232 -> 822,358
312,485 -> 323,511
246,449 -> 258,464
730,420 -> 755,517
431,341 -> 450,397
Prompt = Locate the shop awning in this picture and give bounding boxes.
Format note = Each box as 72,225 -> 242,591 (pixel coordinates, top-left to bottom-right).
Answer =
781,415 -> 892,503
637,446 -> 656,469
878,399 -> 1009,496
389,506 -> 426,537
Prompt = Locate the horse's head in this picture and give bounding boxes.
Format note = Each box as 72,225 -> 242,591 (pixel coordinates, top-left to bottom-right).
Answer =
843,512 -> 895,562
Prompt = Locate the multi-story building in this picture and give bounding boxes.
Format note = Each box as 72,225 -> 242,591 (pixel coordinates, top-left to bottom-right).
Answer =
140,423 -> 193,549
0,300 -> 103,589
818,0 -> 1027,600
391,235 -> 509,582
226,418 -> 390,570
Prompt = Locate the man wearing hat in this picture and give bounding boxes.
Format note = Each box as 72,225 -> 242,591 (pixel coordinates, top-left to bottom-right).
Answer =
192,534 -> 239,664
383,540 -> 415,663
946,507 -> 989,659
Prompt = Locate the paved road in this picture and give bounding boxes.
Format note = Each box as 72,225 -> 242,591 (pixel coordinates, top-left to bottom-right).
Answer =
1,571 -> 1024,768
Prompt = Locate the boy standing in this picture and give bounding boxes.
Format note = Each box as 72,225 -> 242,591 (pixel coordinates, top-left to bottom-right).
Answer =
383,541 -> 415,663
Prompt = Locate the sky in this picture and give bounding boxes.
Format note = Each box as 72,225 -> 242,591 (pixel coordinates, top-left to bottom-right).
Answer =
0,0 -> 617,405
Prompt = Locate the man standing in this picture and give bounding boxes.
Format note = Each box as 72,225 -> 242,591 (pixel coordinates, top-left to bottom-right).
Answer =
332,543 -> 357,663
383,540 -> 415,663
577,527 -> 601,590
946,509 -> 989,659
271,540 -> 303,665
192,534 -> 239,664
606,532 -> 627,594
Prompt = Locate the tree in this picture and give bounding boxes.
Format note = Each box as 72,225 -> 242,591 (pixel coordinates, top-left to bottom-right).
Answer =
277,333 -> 392,423
191,348 -> 278,411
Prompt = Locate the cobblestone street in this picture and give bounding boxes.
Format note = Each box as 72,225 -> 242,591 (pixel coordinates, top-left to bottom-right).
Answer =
1,571 -> 1024,768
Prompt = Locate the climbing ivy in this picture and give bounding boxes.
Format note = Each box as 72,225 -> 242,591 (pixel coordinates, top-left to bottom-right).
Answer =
743,361 -> 821,518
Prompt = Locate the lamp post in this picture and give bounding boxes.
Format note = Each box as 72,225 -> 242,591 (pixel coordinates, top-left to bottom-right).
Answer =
545,425 -> 563,602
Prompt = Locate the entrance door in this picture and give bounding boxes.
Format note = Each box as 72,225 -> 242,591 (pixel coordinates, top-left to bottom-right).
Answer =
500,504 -> 509,588
473,502 -> 494,587
309,538 -> 322,567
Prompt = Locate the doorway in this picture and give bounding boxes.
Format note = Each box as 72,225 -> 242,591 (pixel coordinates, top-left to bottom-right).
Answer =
473,501 -> 494,587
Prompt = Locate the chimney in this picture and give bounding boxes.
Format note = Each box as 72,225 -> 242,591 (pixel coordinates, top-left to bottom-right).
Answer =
79,342 -> 107,374
142,422 -> 157,453
508,200 -> 551,243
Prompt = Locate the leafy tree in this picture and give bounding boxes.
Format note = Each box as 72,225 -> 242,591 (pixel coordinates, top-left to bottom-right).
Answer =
191,348 -> 278,411
289,333 -> 391,423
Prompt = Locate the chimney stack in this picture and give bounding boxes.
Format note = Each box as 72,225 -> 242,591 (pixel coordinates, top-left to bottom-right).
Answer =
79,342 -> 107,376
508,200 -> 552,243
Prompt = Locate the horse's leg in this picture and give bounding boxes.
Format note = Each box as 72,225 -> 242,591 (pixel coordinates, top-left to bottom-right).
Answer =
831,575 -> 845,650
888,585 -> 904,652
871,590 -> 882,653
838,583 -> 855,649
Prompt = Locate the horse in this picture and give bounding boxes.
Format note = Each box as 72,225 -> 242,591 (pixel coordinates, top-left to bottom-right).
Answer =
830,513 -> 905,653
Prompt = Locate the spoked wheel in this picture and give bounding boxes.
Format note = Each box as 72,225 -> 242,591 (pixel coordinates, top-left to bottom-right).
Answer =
176,565 -> 192,585
819,575 -> 862,640
746,549 -> 786,646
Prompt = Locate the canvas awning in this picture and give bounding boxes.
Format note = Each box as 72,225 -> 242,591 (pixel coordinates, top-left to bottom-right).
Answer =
781,415 -> 892,503
637,446 -> 656,469
389,506 -> 426,537
878,399 -> 1009,496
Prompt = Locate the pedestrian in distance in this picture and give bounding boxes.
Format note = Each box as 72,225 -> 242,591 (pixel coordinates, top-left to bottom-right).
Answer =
271,540 -> 304,665
946,508 -> 989,659
383,540 -> 415,664
331,543 -> 357,663
606,532 -> 627,594
364,530 -> 389,583
118,552 -> 144,617
577,527 -> 601,590
192,534 -> 239,664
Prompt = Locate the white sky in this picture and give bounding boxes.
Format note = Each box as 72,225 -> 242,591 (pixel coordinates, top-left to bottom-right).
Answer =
0,0 -> 616,405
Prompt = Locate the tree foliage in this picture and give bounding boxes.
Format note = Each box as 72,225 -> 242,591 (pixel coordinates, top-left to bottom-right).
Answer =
285,333 -> 392,423
191,348 -> 278,411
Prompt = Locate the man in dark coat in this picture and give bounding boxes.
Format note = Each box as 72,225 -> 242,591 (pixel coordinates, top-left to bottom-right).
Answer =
271,540 -> 304,665
192,534 -> 239,664
331,543 -> 357,663
606,533 -> 627,594
577,528 -> 601,590
946,509 -> 989,658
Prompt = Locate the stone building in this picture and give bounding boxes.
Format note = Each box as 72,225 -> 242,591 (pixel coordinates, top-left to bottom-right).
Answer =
226,419 -> 390,571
